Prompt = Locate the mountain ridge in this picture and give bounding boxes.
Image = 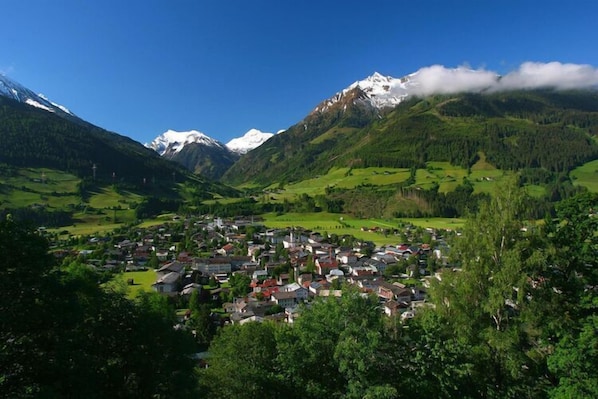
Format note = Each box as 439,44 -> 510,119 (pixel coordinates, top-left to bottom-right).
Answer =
0,74 -> 75,118
222,86 -> 598,185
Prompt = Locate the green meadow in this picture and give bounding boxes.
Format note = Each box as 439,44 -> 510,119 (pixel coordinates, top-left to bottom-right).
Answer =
261,212 -> 464,245
0,168 -> 80,209
270,167 -> 412,200
263,154 -> 525,204
571,159 -> 598,192
106,269 -> 157,299
123,269 -> 157,298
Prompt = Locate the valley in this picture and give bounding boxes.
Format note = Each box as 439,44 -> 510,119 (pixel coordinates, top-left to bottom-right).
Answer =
2,68 -> 598,398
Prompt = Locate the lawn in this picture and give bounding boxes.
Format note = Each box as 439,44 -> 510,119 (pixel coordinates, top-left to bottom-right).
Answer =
88,186 -> 142,210
119,269 -> 157,299
570,159 -> 598,192
414,162 -> 468,193
261,212 -> 464,245
0,167 -> 80,209
269,167 -> 411,200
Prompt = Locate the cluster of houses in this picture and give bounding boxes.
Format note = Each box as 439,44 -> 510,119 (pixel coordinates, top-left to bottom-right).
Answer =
75,216 -> 450,324
122,217 -> 449,324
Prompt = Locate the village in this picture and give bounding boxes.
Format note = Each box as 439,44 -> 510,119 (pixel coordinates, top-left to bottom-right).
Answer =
50,215 -> 453,328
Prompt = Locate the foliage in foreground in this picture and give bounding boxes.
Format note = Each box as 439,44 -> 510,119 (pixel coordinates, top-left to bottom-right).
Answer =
0,220 -> 198,398
2,182 -> 597,399
202,184 -> 598,399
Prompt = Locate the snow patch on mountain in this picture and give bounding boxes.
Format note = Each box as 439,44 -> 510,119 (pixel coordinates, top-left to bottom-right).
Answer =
25,98 -> 54,112
225,128 -> 274,154
147,129 -> 225,156
39,93 -> 73,115
313,72 -> 413,113
315,62 -> 598,115
0,74 -> 74,116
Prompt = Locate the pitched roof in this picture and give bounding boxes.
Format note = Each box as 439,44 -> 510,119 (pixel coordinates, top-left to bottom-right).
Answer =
153,271 -> 181,285
158,261 -> 185,274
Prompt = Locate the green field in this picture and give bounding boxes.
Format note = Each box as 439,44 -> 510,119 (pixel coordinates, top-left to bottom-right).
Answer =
0,168 -> 80,209
119,270 -> 157,298
414,162 -> 468,192
261,212 -> 464,245
264,158 -> 522,202
270,167 -> 411,200
571,159 -> 598,192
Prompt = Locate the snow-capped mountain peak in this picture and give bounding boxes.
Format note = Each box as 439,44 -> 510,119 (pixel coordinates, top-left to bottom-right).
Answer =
147,129 -> 225,156
225,128 -> 274,154
312,71 -> 414,114
0,74 -> 74,116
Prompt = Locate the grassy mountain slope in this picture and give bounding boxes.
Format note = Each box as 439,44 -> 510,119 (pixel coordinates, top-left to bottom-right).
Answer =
0,97 -> 240,229
222,90 -> 598,186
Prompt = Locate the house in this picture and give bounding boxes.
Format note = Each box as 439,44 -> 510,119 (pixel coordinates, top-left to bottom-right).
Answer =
282,233 -> 307,249
318,289 -> 343,298
259,229 -> 284,244
326,269 -> 345,283
336,251 -> 357,265
371,252 -> 398,265
155,249 -> 170,261
252,270 -> 269,280
384,300 -> 400,317
157,261 -> 185,278
281,283 -> 309,302
116,239 -> 136,250
277,273 -> 290,285
180,283 -> 201,296
401,310 -> 415,321
363,258 -> 388,274
377,281 -> 412,304
152,271 -> 181,294
230,256 -> 252,270
315,256 -> 338,276
285,306 -> 301,324
297,273 -> 312,286
309,280 -> 331,295
304,242 -> 322,254
193,258 -> 232,275
250,278 -> 278,294
177,251 -> 192,263
217,243 -> 235,256
271,291 -> 297,308
348,265 -> 376,277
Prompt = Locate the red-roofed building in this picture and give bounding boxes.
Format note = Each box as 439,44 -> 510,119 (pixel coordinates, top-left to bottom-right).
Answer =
315,256 -> 338,276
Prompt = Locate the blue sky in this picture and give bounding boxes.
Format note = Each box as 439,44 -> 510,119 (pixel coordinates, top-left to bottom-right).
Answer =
1,0 -> 597,144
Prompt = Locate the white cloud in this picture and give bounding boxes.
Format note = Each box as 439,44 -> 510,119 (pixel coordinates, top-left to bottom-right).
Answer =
409,65 -> 498,96
405,62 -> 598,96
497,61 -> 598,90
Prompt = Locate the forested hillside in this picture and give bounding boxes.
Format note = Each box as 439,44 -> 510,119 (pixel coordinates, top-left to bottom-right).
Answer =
0,96 -> 189,187
223,90 -> 598,186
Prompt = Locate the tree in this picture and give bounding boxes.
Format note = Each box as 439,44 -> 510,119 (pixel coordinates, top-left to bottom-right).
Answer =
188,303 -> 217,350
148,251 -> 160,269
276,290 -> 398,399
227,273 -> 251,301
199,322 -> 284,399
548,315 -> 598,398
542,192 -> 598,397
428,178 -> 550,397
0,220 -> 198,398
